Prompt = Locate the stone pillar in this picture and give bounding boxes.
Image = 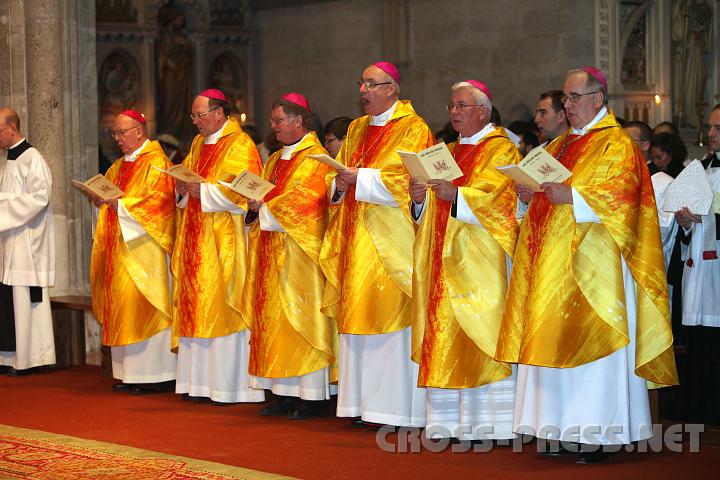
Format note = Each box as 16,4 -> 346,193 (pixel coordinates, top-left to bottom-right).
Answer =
0,0 -> 100,363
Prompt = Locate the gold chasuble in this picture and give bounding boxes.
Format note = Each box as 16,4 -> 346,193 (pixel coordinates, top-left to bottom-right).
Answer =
172,118 -> 262,339
91,141 -> 176,346
242,132 -> 335,379
413,131 -> 520,389
496,111 -> 678,387
320,100 -> 433,334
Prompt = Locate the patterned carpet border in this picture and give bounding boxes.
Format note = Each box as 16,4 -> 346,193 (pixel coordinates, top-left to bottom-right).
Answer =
0,424 -> 293,480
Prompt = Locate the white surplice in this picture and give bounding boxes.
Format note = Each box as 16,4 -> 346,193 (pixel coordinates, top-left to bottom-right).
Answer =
681,156 -> 720,327
0,139 -> 55,370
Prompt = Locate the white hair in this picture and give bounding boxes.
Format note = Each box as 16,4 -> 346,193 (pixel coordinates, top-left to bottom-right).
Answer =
451,82 -> 492,111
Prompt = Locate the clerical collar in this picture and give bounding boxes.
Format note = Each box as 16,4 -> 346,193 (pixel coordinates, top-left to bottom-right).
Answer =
280,132 -> 310,160
204,119 -> 230,145
6,138 -> 31,160
124,139 -> 149,163
369,101 -> 398,126
459,123 -> 495,145
571,106 -> 608,136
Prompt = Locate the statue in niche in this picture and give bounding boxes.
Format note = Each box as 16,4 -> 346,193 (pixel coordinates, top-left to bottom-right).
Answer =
99,53 -> 139,122
672,0 -> 713,128
157,2 -> 193,139
208,55 -> 245,115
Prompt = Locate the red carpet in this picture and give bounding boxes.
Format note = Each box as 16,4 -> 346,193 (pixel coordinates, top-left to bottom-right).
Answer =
1,366 -> 718,479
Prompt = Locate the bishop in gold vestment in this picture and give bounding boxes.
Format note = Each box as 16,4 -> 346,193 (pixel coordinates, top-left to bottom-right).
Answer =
90,110 -> 177,392
320,62 -> 433,426
242,94 -> 336,419
411,81 -> 520,440
172,89 -> 265,403
496,69 -> 677,459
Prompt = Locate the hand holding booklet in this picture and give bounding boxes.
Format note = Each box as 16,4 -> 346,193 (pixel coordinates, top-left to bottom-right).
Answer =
397,142 -> 463,182
308,153 -> 346,171
72,174 -> 123,200
153,164 -> 205,183
496,146 -> 572,191
218,170 -> 275,201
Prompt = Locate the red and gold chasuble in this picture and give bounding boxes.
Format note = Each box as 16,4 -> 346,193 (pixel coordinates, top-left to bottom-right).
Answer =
242,132 -> 336,379
496,111 -> 678,387
412,130 -> 520,388
91,140 -> 176,346
319,100 -> 433,334
171,118 -> 262,339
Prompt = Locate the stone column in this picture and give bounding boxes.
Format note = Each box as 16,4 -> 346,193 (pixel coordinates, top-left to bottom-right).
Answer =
0,0 -> 100,363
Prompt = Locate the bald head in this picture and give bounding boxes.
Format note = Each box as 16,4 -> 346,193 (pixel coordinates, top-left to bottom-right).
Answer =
0,108 -> 23,149
359,65 -> 400,116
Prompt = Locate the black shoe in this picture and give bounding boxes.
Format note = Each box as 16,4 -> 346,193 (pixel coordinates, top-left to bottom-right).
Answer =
260,396 -> 299,416
577,449 -> 617,465
130,380 -> 175,395
6,367 -> 40,376
288,400 -> 327,420
539,441 -> 579,457
350,417 -> 368,427
180,393 -> 208,402
111,382 -> 134,393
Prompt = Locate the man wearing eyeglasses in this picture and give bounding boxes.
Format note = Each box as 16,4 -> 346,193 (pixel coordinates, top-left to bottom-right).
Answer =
409,80 -> 520,442
496,68 -> 678,463
90,110 -> 177,394
319,62 -> 433,427
172,89 -> 265,404
241,93 -> 335,420
0,108 -> 55,376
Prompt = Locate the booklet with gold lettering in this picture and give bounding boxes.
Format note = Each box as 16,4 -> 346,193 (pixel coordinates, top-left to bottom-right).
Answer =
496,146 -> 572,191
218,170 -> 276,201
72,174 -> 123,200
153,164 -> 205,183
397,142 -> 463,182
308,153 -> 347,171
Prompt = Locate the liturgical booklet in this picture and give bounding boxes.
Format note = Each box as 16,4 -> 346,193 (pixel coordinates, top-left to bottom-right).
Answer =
218,170 -> 275,201
308,153 -> 347,171
153,164 -> 205,183
663,159 -> 713,215
496,146 -> 572,191
397,142 -> 463,182
72,174 -> 123,200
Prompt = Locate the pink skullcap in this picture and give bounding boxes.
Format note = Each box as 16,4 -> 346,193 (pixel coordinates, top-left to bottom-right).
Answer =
464,80 -> 493,101
281,92 -> 311,113
372,61 -> 400,83
199,88 -> 227,102
580,66 -> 607,92
120,109 -> 146,124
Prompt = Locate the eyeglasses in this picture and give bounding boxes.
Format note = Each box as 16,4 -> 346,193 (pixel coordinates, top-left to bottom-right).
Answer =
111,125 -> 140,138
357,80 -> 394,90
324,136 -> 338,146
447,103 -> 483,113
561,91 -> 600,104
269,115 -> 295,126
189,106 -> 220,120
